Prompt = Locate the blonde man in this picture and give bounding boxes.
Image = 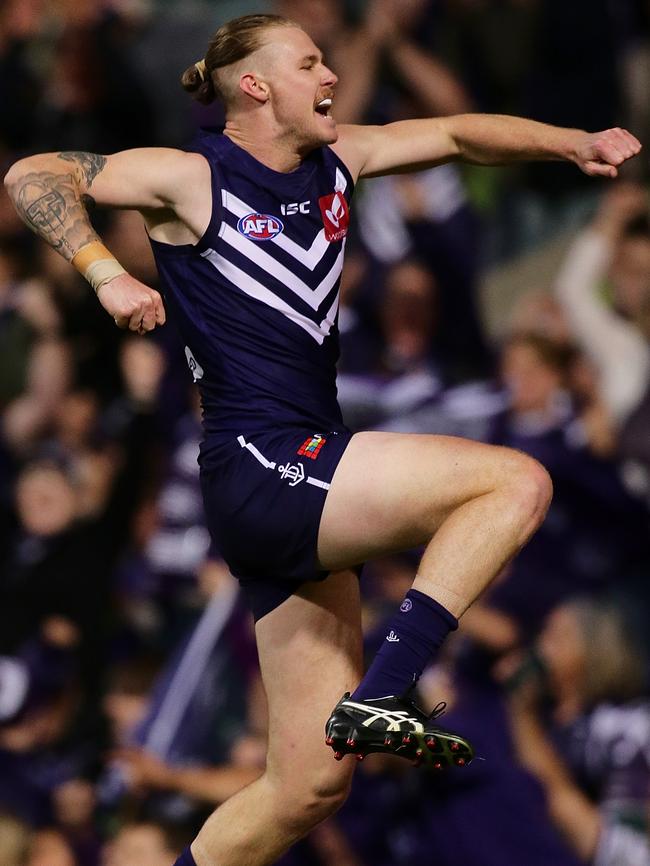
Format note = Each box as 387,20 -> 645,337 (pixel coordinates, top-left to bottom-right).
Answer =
4,14 -> 641,866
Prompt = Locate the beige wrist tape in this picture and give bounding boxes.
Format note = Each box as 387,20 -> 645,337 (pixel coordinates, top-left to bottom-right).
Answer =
72,241 -> 126,293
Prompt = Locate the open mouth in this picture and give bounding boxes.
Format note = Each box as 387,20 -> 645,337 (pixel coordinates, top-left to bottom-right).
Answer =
315,97 -> 333,117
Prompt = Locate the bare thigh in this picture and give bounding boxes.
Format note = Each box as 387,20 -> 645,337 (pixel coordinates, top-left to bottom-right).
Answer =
317,431 -> 531,570
255,570 -> 363,795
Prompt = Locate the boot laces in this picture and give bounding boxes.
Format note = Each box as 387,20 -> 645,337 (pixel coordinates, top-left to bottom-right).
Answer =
428,700 -> 447,720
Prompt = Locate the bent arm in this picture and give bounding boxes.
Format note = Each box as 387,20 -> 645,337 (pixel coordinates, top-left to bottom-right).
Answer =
555,229 -> 650,422
4,153 -> 103,263
334,114 -> 641,180
3,148 -> 207,332
388,40 -> 474,118
508,707 -> 602,861
3,147 -> 206,259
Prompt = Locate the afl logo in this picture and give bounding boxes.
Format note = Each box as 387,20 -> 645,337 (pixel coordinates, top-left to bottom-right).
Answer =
237,213 -> 284,241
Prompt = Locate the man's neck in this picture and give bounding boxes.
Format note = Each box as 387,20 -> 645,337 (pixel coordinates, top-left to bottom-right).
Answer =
223,121 -> 309,174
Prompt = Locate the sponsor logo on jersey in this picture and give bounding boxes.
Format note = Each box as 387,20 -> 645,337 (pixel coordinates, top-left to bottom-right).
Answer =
237,213 -> 284,241
297,434 -> 326,460
386,631 -> 400,642
400,599 -> 413,613
281,201 -> 311,215
318,192 -> 349,242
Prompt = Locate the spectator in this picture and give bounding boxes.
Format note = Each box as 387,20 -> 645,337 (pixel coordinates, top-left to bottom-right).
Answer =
485,332 -> 648,636
502,597 -> 650,865
103,559 -> 262,820
554,182 -> 650,426
25,828 -> 77,866
52,777 -> 101,866
102,822 -> 186,866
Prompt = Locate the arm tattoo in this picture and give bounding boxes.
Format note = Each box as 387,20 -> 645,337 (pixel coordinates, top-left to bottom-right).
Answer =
10,170 -> 100,261
57,151 -> 107,188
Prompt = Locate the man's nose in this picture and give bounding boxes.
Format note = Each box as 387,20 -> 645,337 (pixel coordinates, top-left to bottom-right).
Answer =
322,66 -> 338,87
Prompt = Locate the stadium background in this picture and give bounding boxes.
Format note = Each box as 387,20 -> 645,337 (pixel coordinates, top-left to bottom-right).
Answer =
0,0 -> 649,864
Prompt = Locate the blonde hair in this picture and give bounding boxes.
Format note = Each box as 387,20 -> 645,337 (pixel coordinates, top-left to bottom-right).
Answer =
180,14 -> 299,106
567,598 -> 647,706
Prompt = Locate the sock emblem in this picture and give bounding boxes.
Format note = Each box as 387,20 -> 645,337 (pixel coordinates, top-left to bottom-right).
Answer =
386,630 -> 400,642
400,599 -> 413,612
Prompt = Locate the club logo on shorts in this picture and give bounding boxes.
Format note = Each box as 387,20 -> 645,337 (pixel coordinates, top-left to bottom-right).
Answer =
278,462 -> 305,486
237,213 -> 284,241
318,192 -> 349,242
297,434 -> 327,460
400,599 -> 413,613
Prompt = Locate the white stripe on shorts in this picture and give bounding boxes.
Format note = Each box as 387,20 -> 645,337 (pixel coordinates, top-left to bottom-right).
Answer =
306,476 -> 331,490
237,435 -> 277,469
237,435 -> 331,490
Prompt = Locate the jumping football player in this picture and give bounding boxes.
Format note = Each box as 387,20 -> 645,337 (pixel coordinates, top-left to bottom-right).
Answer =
4,14 -> 641,866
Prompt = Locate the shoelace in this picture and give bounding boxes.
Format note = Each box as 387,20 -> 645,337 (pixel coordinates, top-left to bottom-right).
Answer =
428,700 -> 447,720
401,689 -> 447,721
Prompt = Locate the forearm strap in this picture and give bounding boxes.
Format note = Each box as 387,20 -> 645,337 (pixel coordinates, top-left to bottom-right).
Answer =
72,241 -> 126,293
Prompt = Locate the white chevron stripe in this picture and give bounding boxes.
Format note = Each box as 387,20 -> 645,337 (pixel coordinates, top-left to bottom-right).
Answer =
320,291 -> 340,334
222,189 -> 331,271
201,249 -> 337,344
219,222 -> 344,311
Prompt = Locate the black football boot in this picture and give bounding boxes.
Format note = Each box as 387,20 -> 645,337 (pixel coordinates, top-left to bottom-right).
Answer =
325,691 -> 474,769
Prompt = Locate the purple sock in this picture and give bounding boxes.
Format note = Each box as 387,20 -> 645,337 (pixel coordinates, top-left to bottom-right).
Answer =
351,588 -> 458,701
172,849 -> 197,866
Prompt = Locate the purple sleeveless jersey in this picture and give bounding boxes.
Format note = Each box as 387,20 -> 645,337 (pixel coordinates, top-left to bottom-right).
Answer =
149,130 -> 354,469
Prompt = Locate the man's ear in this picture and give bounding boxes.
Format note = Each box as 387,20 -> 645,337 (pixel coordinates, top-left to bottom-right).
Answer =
239,73 -> 269,104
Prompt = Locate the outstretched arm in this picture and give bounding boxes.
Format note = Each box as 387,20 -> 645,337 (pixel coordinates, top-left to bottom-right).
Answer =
334,114 -> 641,180
3,148 -> 209,333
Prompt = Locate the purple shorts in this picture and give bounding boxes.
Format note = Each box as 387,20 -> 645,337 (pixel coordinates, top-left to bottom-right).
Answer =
200,426 -> 355,620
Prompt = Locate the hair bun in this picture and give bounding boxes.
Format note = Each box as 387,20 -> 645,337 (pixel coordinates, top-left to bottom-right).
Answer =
180,62 -> 217,105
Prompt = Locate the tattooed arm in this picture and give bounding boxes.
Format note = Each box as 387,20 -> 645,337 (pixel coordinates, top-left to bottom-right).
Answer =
7,154 -> 104,261
4,148 -> 210,331
4,148 -> 210,255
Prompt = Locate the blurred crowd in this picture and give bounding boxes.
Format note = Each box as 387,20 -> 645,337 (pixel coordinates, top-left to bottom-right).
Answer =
1,0 -> 649,865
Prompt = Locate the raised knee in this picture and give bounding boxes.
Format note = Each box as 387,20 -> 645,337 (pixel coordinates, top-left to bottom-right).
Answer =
503,452 -> 553,529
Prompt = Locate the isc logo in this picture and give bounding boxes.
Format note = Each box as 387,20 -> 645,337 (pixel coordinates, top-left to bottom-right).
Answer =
237,213 -> 284,241
281,201 -> 310,215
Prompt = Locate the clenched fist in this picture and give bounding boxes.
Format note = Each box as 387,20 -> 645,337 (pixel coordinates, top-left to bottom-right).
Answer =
96,272 -> 166,334
574,127 -> 642,178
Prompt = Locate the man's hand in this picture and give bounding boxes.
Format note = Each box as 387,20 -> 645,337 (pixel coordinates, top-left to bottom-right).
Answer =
574,127 -> 642,178
96,273 -> 166,334
116,746 -> 176,792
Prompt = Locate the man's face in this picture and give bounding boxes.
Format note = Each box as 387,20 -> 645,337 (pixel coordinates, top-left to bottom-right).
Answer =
252,26 -> 338,150
611,235 -> 650,319
103,825 -> 173,866
501,342 -> 562,414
